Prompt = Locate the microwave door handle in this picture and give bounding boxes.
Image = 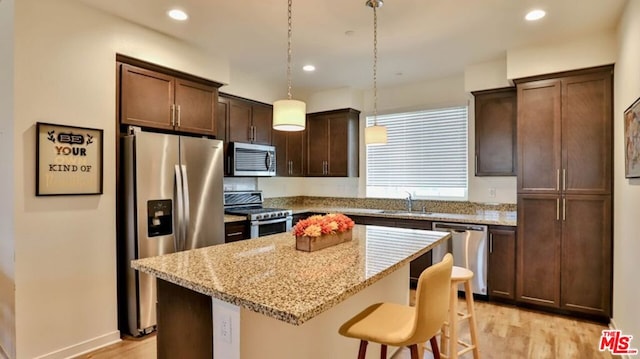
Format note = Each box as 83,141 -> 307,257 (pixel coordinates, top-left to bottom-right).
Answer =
266,152 -> 273,171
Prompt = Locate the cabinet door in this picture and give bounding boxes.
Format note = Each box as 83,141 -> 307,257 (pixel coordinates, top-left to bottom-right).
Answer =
227,99 -> 252,143
560,195 -> 612,316
474,88 -> 517,176
327,116 -> 349,176
561,71 -> 612,195
488,226 -> 516,300
272,129 -> 289,176
517,80 -> 562,193
516,194 -> 561,308
251,104 -> 273,145
224,221 -> 249,243
120,64 -> 174,131
306,115 -> 329,176
288,130 -> 305,176
174,79 -> 217,136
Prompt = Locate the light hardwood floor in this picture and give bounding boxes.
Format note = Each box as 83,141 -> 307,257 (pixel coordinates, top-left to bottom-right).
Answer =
76,296 -> 615,359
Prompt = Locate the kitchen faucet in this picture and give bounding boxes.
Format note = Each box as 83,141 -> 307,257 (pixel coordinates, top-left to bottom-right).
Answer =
405,191 -> 413,212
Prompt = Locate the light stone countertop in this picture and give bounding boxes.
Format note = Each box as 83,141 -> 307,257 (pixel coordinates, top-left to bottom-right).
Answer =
291,206 -> 517,227
132,225 -> 450,325
224,214 -> 247,223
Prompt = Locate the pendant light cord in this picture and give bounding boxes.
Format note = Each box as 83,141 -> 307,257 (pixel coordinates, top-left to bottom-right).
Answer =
287,0 -> 293,100
373,5 -> 378,125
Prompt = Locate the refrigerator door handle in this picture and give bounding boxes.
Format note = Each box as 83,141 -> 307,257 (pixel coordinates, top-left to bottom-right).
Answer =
180,164 -> 191,250
174,164 -> 184,252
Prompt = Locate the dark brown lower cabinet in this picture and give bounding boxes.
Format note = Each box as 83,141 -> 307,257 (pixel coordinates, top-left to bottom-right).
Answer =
157,279 -> 212,359
517,194 -> 612,318
224,221 -> 248,243
488,226 -> 516,300
560,195 -> 612,316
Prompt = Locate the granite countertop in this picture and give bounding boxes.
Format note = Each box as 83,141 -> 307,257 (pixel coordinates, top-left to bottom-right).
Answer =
132,225 -> 450,325
291,206 -> 517,226
224,214 -> 247,223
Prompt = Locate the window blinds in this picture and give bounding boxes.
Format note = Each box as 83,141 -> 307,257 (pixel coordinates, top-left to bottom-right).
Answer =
366,106 -> 468,198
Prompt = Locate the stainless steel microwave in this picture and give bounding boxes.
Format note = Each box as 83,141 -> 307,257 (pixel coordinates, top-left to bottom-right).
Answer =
228,142 -> 276,176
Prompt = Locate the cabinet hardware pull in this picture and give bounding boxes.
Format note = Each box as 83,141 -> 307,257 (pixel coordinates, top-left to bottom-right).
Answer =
171,104 -> 176,126
226,232 -> 243,237
489,233 -> 493,253
475,155 -> 478,174
176,105 -> 181,127
556,169 -> 560,191
563,198 -> 566,221
563,169 -> 566,191
251,126 -> 256,142
556,198 -> 560,221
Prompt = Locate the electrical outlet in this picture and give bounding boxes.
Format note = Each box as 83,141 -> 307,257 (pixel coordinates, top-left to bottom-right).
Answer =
489,188 -> 496,198
219,314 -> 232,344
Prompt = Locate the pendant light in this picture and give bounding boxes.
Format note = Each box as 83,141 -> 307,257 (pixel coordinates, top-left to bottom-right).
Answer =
364,0 -> 387,145
273,0 -> 306,131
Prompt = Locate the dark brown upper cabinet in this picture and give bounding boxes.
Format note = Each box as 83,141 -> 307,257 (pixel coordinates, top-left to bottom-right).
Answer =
223,95 -> 272,146
273,128 -> 305,177
473,88 -> 517,176
118,58 -> 221,137
516,66 -> 613,195
306,108 -> 360,177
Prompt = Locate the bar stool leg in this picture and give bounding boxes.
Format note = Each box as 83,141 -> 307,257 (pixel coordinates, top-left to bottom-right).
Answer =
448,282 -> 458,359
464,280 -> 480,359
358,340 -> 368,359
381,344 -> 387,359
430,337 -> 441,359
409,344 -> 419,359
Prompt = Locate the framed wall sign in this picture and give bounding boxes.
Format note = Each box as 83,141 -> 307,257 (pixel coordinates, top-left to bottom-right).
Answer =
624,97 -> 640,178
36,122 -> 104,195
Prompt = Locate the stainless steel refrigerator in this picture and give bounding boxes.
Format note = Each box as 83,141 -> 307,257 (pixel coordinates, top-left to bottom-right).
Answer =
122,130 -> 225,336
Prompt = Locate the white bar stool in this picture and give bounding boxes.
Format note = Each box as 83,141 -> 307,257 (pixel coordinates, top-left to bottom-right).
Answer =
440,230 -> 480,359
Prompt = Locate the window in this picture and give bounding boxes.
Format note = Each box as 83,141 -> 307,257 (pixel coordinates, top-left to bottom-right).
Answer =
366,106 -> 468,200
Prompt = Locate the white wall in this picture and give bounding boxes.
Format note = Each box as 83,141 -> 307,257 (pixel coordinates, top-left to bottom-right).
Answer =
10,0 -> 231,357
464,57 -> 511,92
0,0 -> 16,357
507,31 -> 617,80
613,0 -> 640,342
259,74 -> 518,203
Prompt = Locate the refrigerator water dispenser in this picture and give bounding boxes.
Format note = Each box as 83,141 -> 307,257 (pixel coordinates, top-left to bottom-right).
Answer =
147,199 -> 173,237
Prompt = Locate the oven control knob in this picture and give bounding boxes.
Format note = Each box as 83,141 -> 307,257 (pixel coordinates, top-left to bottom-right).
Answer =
256,215 -> 262,220
270,213 -> 277,218
277,212 -> 283,217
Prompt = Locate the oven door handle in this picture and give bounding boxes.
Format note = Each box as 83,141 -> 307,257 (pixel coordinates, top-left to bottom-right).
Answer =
251,217 -> 292,226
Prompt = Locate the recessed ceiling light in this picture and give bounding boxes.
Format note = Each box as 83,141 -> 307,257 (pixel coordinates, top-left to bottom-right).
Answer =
168,9 -> 189,21
303,65 -> 316,72
525,9 -> 546,21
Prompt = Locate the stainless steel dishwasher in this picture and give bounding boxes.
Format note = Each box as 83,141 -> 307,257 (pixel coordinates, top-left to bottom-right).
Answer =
431,222 -> 488,295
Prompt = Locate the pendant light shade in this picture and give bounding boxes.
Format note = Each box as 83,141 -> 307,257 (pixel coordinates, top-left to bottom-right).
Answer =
273,0 -> 306,131
273,99 -> 306,131
364,0 -> 387,145
365,125 -> 387,145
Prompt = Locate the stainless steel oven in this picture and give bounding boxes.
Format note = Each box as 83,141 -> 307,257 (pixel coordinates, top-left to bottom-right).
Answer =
251,215 -> 292,238
224,191 -> 293,239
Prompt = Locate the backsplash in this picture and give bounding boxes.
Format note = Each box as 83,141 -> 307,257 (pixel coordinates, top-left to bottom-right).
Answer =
264,196 -> 516,214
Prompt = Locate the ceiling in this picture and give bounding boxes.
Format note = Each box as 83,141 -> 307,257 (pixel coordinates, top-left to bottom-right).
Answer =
76,0 -> 626,94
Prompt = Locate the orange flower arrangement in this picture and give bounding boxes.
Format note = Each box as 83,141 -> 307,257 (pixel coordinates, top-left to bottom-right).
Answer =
292,213 -> 355,238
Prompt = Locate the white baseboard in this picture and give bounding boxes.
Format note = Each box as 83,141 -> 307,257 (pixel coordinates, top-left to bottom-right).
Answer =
607,319 -> 632,359
0,343 -> 10,359
33,331 -> 121,359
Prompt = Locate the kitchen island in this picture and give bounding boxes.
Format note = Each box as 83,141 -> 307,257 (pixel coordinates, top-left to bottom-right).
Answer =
132,224 -> 450,359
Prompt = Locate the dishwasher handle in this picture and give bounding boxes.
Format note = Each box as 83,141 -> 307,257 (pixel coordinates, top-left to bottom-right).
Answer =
433,223 -> 486,232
